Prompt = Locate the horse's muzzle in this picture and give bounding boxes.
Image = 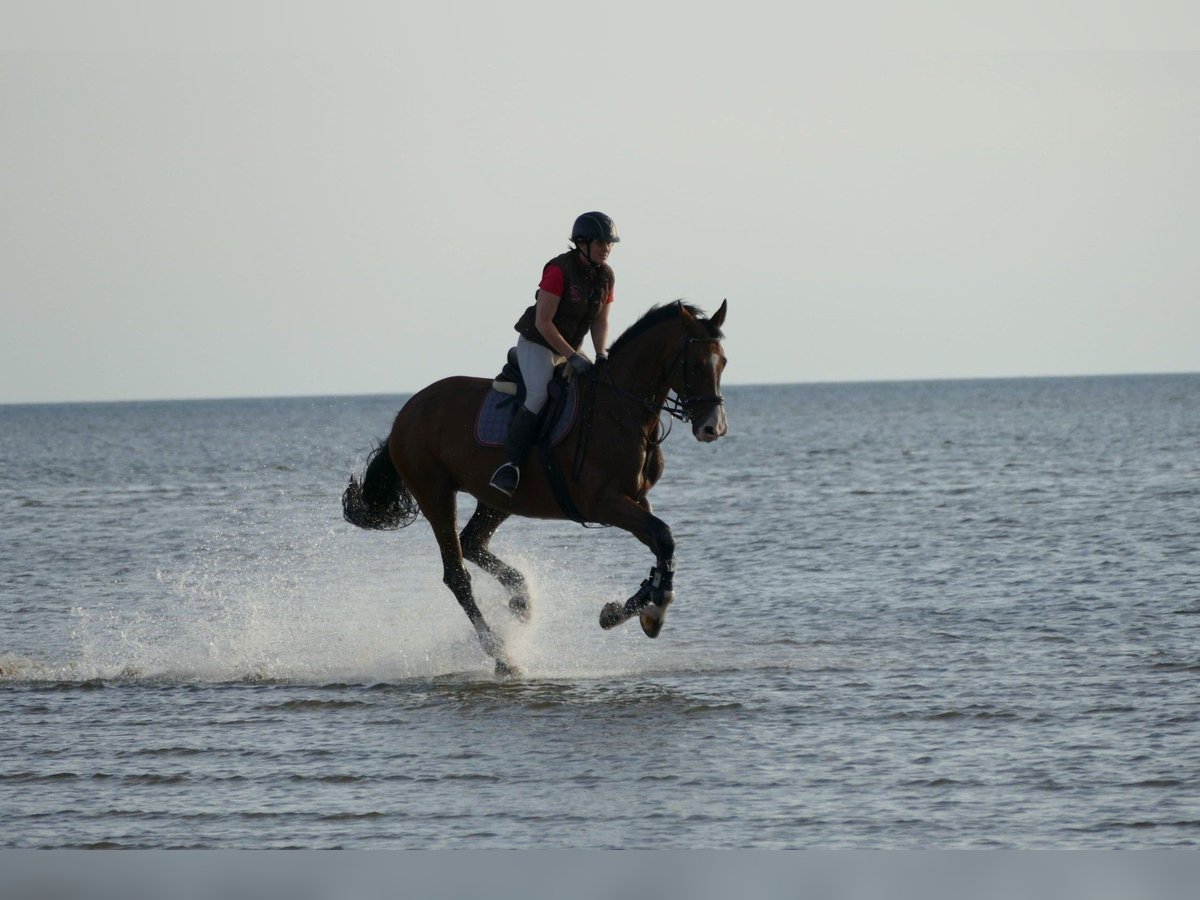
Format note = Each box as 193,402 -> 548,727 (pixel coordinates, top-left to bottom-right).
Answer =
693,405 -> 728,442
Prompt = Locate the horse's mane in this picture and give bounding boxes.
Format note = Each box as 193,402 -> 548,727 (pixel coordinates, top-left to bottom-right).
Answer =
608,301 -> 724,356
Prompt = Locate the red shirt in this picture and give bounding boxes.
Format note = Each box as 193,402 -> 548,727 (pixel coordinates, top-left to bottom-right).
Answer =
539,265 -> 615,303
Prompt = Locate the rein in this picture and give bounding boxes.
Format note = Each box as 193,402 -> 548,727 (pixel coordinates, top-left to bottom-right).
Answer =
662,336 -> 725,423
599,335 -> 725,427
554,321 -> 724,528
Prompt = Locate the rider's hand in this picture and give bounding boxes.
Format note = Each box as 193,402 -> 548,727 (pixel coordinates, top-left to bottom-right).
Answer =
568,353 -> 592,376
595,351 -> 608,366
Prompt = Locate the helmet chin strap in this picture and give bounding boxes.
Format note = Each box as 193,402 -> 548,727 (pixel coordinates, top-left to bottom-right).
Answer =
577,240 -> 604,269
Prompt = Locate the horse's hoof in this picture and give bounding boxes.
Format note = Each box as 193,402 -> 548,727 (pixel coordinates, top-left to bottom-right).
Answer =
639,591 -> 673,638
508,595 -> 531,623
494,657 -> 521,678
599,602 -> 625,630
639,604 -> 665,638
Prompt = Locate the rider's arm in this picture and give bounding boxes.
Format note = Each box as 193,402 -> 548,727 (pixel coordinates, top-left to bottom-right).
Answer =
590,299 -> 610,358
534,289 -> 583,359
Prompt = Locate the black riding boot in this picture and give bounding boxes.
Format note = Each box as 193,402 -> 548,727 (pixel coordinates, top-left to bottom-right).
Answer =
489,406 -> 540,497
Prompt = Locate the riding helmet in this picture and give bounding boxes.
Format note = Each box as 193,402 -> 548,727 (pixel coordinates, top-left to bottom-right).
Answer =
571,211 -> 620,244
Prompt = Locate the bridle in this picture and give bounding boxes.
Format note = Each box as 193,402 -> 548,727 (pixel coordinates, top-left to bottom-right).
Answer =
660,336 -> 725,424
594,333 -> 725,428
564,306 -> 726,526
570,329 -> 724,511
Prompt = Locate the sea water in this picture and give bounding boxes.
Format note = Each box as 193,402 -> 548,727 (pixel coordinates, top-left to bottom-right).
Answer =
1,376 -> 1198,847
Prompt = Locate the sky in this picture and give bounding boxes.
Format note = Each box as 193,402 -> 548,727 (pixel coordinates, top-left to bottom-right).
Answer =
3,2 -> 1199,403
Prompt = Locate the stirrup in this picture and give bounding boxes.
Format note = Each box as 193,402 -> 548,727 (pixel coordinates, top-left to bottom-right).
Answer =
489,462 -> 520,497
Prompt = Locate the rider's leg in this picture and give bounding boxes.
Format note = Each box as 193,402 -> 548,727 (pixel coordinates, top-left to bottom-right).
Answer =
489,338 -> 560,497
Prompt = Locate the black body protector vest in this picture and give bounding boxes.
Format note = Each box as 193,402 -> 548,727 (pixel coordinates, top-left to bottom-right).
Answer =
514,250 -> 614,353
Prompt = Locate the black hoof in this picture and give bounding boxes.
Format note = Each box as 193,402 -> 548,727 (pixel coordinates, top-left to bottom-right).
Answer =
600,577 -> 657,631
508,594 -> 531,623
494,657 -> 521,678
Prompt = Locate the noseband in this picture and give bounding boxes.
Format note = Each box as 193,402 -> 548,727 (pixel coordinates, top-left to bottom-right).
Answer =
660,336 -> 725,424
593,331 -> 725,432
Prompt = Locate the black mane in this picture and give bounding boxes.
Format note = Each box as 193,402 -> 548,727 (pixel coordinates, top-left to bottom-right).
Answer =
608,301 -> 723,356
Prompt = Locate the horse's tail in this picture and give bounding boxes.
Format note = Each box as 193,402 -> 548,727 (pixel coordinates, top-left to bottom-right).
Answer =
342,439 -> 419,530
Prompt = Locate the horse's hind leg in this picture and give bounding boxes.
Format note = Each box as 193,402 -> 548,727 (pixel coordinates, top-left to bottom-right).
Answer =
460,502 -> 531,622
412,482 -> 517,676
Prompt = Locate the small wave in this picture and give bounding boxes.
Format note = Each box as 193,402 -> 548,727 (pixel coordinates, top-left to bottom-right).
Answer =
1153,488 -> 1200,500
1149,660 -> 1200,673
1028,631 -> 1073,644
1068,819 -> 1200,834
436,772 -> 501,783
1033,777 -> 1067,792
125,747 -> 206,757
1157,713 -> 1200,726
636,773 -> 681,783
1123,778 -> 1183,788
67,679 -> 108,691
122,773 -> 188,785
890,706 -> 1023,722
262,699 -> 371,711
0,772 -> 82,783
900,777 -> 973,788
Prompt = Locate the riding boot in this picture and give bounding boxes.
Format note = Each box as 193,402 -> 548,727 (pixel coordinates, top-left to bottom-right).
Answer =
489,406 -> 540,497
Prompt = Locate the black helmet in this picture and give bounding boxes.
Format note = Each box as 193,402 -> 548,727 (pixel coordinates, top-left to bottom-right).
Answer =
571,211 -> 620,244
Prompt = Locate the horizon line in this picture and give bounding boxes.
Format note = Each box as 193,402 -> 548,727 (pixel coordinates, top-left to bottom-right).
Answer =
2,369 -> 1197,408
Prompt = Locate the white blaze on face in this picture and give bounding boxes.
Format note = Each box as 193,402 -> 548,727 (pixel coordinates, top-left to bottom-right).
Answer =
693,351 -> 727,442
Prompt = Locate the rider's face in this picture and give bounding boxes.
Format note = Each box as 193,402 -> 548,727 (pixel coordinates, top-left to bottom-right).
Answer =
583,240 -> 613,264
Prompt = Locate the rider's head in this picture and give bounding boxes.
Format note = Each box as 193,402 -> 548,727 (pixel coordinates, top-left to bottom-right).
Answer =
571,211 -> 619,266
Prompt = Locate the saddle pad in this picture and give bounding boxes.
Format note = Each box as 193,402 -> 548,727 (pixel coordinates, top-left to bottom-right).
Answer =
475,378 -> 579,448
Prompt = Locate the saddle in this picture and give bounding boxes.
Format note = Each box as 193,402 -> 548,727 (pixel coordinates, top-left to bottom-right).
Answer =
474,349 -> 580,449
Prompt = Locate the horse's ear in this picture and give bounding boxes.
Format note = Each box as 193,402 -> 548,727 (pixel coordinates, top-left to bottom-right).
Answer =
710,299 -> 727,330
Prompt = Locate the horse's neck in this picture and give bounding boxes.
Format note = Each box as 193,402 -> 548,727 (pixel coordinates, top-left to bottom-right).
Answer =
606,323 -> 675,419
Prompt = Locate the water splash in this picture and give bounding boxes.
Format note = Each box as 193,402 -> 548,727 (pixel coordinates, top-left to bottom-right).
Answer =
5,521 -> 670,685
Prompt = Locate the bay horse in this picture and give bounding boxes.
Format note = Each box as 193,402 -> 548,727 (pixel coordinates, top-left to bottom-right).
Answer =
342,299 -> 728,675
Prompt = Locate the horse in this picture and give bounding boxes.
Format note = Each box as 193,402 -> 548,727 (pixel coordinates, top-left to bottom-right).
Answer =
342,299 -> 728,675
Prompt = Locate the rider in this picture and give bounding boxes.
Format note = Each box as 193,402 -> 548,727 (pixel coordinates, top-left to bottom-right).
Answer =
488,211 -> 619,497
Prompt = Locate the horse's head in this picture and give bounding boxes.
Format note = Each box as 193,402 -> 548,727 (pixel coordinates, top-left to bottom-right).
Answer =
675,300 -> 728,442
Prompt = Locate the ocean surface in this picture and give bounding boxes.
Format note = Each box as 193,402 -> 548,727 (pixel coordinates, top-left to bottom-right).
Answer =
2,375 -> 1198,849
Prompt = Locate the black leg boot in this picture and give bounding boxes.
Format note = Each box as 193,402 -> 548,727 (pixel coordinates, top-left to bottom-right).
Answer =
489,406 -> 540,497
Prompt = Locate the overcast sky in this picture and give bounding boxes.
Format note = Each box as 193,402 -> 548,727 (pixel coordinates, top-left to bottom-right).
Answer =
3,2 -> 1198,403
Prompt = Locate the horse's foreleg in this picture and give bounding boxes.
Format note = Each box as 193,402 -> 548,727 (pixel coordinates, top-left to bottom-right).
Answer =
417,487 -> 517,675
460,502 -> 531,622
595,496 -> 676,638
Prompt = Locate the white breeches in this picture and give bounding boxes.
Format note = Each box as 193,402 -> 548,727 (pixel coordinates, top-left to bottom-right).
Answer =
516,336 -> 564,414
